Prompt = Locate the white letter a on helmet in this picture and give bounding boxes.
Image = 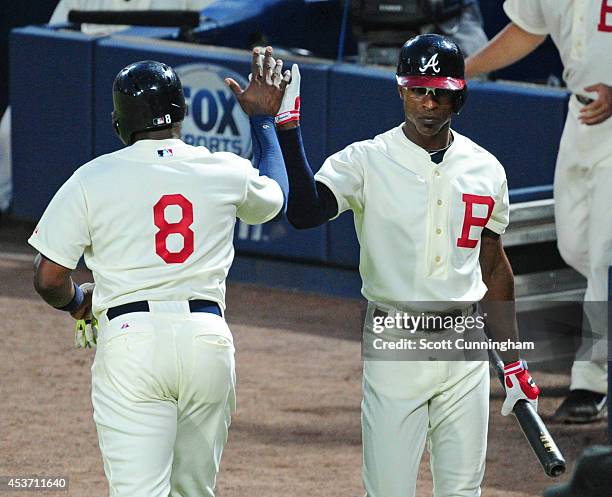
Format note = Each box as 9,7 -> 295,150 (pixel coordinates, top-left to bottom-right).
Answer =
419,53 -> 440,74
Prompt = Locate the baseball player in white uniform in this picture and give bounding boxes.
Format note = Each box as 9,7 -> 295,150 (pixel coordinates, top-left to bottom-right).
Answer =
465,0 -> 612,423
30,49 -> 290,497
257,35 -> 540,497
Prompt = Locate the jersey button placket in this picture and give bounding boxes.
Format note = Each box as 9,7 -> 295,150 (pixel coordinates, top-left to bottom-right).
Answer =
570,0 -> 586,59
429,171 -> 447,277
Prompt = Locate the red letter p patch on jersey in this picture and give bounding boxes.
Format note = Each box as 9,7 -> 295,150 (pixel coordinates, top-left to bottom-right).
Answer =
599,0 -> 612,32
456,194 -> 495,248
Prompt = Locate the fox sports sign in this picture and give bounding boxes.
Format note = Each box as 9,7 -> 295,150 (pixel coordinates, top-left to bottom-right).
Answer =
175,63 -> 252,158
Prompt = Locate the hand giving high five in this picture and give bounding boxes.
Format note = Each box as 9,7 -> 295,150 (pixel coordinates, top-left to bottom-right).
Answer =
225,46 -> 291,117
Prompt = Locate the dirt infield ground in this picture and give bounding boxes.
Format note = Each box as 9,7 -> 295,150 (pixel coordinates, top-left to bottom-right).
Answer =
0,220 -> 608,497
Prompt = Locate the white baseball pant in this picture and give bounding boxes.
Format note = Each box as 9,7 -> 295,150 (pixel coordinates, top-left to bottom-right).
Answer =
91,301 -> 236,497
362,360 -> 489,497
361,304 -> 490,497
554,95 -> 612,394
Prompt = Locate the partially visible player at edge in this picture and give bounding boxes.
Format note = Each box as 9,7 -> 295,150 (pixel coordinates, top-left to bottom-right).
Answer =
465,0 -> 612,424
29,48 -> 289,497
250,34 -> 540,497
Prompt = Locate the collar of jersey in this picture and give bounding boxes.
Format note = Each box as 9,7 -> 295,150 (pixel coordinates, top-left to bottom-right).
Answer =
384,124 -> 459,177
130,138 -> 186,148
123,138 -> 187,161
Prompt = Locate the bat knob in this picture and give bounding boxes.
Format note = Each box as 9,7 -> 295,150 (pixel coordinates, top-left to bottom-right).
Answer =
546,460 -> 566,477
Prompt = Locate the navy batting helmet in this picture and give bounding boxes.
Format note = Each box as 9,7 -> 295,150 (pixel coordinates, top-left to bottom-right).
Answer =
112,60 -> 186,145
396,34 -> 467,114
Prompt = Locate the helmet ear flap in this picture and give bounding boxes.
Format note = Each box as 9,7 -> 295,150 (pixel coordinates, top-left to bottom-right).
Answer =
453,87 -> 468,114
111,111 -> 128,145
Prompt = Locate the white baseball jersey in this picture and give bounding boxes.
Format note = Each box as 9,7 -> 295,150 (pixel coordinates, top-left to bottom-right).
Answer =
503,0 -> 612,94
28,138 -> 283,317
315,124 -> 509,304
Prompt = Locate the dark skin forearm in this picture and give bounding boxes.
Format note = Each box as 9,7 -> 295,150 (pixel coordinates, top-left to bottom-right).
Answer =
465,23 -> 546,78
277,121 -> 299,132
479,229 -> 519,363
33,254 -> 75,307
33,254 -> 93,319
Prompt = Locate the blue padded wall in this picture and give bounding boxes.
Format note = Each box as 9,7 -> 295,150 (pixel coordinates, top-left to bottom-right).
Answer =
10,26 -> 96,220
0,0 -> 59,112
453,81 -> 568,190
94,37 -> 329,261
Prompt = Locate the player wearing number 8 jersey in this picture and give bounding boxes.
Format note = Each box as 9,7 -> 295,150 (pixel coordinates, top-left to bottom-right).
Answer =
29,51 -> 290,497
30,143 -> 279,317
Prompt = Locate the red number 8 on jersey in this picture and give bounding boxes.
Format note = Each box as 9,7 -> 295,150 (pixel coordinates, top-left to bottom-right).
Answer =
153,194 -> 194,264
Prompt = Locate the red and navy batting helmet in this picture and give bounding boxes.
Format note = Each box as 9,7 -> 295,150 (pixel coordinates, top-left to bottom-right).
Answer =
396,34 -> 467,113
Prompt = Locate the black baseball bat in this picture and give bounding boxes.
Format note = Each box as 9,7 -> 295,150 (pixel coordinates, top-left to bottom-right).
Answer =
67,10 -> 201,28
489,349 -> 566,477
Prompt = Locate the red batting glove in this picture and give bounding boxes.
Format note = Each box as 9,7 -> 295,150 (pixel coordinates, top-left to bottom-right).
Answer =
501,359 -> 540,416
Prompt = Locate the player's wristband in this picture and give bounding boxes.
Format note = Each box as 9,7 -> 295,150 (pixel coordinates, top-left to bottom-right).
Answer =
275,109 -> 300,126
504,359 -> 528,373
55,282 -> 84,312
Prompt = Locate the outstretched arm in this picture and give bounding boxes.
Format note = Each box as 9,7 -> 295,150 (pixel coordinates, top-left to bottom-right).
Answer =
275,65 -> 338,228
225,46 -> 290,216
277,126 -> 338,228
465,23 -> 546,79
229,55 -> 338,228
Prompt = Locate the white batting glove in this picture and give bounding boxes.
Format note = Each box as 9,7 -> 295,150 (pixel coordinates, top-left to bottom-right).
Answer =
501,359 -> 540,416
275,64 -> 301,125
75,318 -> 98,348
